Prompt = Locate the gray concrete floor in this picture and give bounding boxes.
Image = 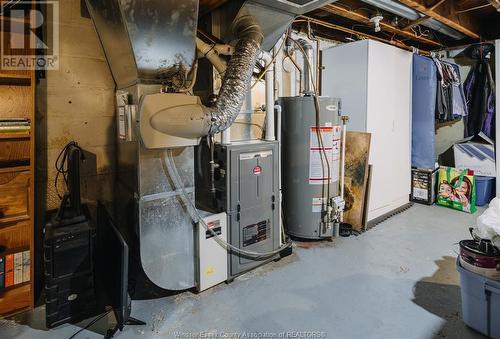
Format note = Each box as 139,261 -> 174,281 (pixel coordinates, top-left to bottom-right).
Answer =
0,204 -> 487,338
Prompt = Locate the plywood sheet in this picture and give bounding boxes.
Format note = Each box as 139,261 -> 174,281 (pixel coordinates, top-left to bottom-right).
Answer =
343,132 -> 371,232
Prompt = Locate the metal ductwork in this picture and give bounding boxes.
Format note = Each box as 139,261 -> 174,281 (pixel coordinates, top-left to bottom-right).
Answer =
85,0 -> 199,89
297,38 -> 315,95
84,0 -> 331,291
148,15 -> 263,138
218,0 -> 336,52
361,0 -> 466,40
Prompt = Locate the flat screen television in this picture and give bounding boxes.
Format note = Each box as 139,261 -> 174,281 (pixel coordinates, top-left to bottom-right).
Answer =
97,202 -> 145,338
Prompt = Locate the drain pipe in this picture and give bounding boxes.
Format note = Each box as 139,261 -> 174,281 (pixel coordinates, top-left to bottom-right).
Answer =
196,38 -> 232,76
276,104 -> 283,244
259,51 -> 275,141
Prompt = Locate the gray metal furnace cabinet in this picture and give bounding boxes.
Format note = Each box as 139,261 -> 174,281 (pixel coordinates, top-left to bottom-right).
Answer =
322,40 -> 412,222
195,140 -> 280,279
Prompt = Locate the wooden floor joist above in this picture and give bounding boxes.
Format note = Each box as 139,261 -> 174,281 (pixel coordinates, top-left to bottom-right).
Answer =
298,16 -> 431,54
322,3 -> 442,47
487,0 -> 500,11
396,0 -> 480,39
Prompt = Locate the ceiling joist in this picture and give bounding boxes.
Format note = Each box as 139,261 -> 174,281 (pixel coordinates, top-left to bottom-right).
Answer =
298,15 -> 431,54
322,3 -> 442,47
488,0 -> 500,11
402,0 -> 446,30
396,0 -> 480,39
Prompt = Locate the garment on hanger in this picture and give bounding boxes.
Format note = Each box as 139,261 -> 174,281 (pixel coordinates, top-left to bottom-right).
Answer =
463,43 -> 496,140
432,57 -> 468,122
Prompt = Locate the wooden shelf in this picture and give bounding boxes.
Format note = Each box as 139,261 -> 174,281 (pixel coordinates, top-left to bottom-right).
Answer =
0,73 -> 31,80
0,245 -> 30,257
0,78 -> 31,86
0,20 -> 35,317
0,215 -> 30,228
0,281 -> 31,294
0,73 -> 32,86
0,165 -> 30,173
0,283 -> 31,315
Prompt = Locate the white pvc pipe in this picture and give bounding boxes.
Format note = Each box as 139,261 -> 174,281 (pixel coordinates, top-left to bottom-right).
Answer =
259,51 -> 276,141
221,129 -> 231,145
276,104 -> 283,184
275,104 -> 283,245
196,38 -> 228,75
265,69 -> 275,140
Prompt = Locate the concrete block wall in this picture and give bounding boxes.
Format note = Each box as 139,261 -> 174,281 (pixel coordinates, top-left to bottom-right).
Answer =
36,0 -> 115,211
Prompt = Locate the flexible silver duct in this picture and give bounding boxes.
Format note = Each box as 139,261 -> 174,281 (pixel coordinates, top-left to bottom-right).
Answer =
151,15 -> 263,139
204,16 -> 263,134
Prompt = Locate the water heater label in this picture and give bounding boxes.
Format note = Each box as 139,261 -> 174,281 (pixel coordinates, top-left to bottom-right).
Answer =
309,126 -> 333,185
308,126 -> 342,185
312,197 -> 326,213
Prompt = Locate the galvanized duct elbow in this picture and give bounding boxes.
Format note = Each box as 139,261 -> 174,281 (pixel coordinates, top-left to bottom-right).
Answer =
204,15 -> 263,135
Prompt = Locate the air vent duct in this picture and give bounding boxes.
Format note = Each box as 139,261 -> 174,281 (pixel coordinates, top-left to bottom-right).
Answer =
85,0 -> 199,89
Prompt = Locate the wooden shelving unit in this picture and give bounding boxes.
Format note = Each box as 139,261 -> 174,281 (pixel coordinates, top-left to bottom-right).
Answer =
0,65 -> 35,316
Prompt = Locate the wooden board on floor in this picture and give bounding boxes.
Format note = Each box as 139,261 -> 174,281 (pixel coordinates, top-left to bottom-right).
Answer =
343,132 -> 371,232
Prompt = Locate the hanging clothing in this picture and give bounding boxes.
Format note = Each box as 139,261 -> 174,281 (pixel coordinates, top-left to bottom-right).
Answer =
463,43 -> 496,140
432,57 -> 468,122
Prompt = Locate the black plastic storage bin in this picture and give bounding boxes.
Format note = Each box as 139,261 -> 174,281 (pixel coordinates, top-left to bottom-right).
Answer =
457,258 -> 500,337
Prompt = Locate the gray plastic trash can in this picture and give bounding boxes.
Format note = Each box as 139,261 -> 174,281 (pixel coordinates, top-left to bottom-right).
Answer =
457,258 -> 500,338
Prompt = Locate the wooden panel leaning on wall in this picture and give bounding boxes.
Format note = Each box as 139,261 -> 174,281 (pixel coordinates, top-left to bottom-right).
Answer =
343,132 -> 372,233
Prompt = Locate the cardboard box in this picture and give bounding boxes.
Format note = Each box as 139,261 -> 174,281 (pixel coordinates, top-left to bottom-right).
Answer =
411,167 -> 438,205
454,132 -> 496,177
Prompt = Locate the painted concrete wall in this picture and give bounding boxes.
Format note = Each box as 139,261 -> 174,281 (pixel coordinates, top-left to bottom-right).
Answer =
435,121 -> 465,158
36,0 -> 115,210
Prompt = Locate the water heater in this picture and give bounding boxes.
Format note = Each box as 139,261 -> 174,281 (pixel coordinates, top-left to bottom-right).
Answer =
279,96 -> 341,239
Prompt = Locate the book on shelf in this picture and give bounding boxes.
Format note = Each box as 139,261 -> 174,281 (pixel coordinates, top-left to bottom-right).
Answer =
5,254 -> 13,288
0,121 -> 30,127
22,250 -> 30,283
0,250 -> 31,289
0,257 -> 4,290
0,118 -> 30,122
0,125 -> 31,133
13,252 -> 22,285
